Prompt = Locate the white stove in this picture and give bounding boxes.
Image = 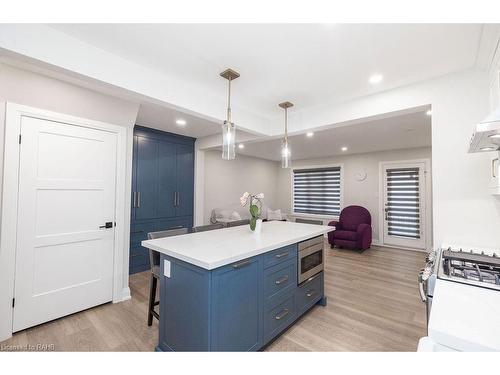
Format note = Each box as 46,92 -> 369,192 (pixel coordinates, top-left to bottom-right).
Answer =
418,246 -> 500,352
438,247 -> 500,291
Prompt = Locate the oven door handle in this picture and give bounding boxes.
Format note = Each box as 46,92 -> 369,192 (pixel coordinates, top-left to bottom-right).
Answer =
418,270 -> 427,302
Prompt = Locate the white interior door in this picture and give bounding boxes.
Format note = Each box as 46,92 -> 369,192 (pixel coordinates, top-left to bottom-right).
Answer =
13,116 -> 117,332
382,162 -> 427,250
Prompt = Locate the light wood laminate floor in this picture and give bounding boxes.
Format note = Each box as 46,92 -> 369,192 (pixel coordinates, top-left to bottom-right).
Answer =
1,243 -> 427,352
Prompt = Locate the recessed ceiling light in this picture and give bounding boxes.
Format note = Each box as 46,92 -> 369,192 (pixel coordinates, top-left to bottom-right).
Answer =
341,146 -> 348,152
488,134 -> 500,139
369,74 -> 383,85
175,119 -> 186,126
306,132 -> 314,137
238,143 -> 245,149
426,109 -> 432,116
480,146 -> 496,151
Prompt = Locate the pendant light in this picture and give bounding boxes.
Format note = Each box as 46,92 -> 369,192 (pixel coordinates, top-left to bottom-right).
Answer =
220,68 -> 240,160
279,101 -> 293,168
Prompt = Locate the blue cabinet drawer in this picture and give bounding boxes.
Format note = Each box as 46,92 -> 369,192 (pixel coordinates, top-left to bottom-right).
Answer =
130,222 -> 156,246
263,244 -> 297,269
156,216 -> 192,232
129,251 -> 150,274
130,245 -> 149,258
264,293 -> 296,342
296,272 -> 323,315
264,258 -> 297,303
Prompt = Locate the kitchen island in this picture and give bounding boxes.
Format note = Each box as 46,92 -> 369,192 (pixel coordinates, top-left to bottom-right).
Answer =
141,220 -> 334,351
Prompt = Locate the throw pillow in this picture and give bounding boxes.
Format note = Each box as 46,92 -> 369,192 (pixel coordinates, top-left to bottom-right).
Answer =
267,208 -> 283,221
231,211 -> 242,220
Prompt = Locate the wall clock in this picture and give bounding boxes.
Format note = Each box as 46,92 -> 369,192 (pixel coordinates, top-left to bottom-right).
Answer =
355,171 -> 367,181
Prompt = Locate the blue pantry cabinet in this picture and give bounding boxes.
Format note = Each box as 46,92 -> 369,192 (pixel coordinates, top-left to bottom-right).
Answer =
129,126 -> 195,274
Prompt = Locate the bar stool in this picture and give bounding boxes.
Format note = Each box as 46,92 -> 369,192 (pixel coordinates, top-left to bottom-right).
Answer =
192,223 -> 225,232
146,227 -> 188,326
226,219 -> 250,227
295,218 -> 323,225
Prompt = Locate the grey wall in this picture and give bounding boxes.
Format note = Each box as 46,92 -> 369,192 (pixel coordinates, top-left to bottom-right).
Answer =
203,150 -> 281,224
276,146 -> 432,244
0,63 -> 140,212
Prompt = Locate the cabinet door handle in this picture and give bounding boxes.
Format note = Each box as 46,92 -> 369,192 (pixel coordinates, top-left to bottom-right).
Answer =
177,192 -> 180,207
275,275 -> 289,285
493,158 -> 498,178
133,191 -> 137,208
306,289 -> 316,298
275,308 -> 289,320
173,192 -> 177,207
232,259 -> 251,269
137,192 -> 141,208
275,251 -> 289,259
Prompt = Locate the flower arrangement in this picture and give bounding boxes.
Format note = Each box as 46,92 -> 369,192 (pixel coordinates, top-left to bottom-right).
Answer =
240,192 -> 264,231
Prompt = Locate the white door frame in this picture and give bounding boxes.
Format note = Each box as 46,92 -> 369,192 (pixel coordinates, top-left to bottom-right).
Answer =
0,103 -> 130,341
378,158 -> 432,252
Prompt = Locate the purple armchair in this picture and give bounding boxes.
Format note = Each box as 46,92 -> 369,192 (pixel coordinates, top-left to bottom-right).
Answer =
328,205 -> 372,250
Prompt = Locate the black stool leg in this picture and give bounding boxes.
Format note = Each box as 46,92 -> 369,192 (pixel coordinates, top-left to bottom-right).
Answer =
147,274 -> 157,326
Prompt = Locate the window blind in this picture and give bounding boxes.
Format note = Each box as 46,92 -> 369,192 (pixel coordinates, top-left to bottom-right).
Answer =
293,167 -> 341,216
386,167 -> 421,239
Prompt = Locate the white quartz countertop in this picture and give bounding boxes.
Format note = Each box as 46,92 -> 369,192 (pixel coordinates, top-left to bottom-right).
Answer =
141,221 -> 333,270
428,279 -> 500,351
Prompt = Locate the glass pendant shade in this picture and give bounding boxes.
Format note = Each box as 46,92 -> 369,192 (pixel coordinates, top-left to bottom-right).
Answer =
222,120 -> 236,160
281,140 -> 291,168
219,68 -> 240,161
279,101 -> 293,169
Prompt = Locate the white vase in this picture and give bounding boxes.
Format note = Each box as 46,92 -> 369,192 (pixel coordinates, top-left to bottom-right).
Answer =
254,219 -> 263,234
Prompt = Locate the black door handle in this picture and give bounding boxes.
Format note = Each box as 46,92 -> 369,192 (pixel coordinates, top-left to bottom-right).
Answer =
99,222 -> 114,229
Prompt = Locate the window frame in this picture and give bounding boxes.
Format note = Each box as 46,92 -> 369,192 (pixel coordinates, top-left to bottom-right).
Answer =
290,163 -> 344,220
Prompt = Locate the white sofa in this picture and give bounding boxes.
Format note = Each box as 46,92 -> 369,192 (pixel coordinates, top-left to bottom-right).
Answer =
210,204 -> 288,224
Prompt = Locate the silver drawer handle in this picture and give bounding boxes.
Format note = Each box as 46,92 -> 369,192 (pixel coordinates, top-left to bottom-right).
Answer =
306,289 -> 316,298
233,259 -> 251,269
493,158 -> 498,178
275,308 -> 289,320
275,252 -> 289,259
275,275 -> 289,285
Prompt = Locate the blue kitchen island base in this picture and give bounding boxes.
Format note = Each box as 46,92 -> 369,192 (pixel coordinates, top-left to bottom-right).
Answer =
156,242 -> 326,352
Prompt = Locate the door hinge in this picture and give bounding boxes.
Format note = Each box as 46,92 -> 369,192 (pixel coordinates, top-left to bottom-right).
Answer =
12,298 -> 15,308
18,134 -> 21,144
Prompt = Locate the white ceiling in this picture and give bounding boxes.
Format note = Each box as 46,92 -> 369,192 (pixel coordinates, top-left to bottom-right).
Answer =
49,24 -> 483,119
136,102 -> 221,137
234,110 -> 432,161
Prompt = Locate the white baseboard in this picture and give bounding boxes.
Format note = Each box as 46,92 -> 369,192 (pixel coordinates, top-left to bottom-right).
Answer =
115,287 -> 131,303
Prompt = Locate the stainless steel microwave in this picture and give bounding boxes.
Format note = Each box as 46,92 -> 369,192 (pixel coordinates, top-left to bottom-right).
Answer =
298,236 -> 324,284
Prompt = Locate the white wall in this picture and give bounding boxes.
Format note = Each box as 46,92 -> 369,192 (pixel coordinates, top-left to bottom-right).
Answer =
0,64 -> 140,341
194,68 -> 497,249
276,147 -> 432,244
276,68 -> 497,249
203,150 -> 281,224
